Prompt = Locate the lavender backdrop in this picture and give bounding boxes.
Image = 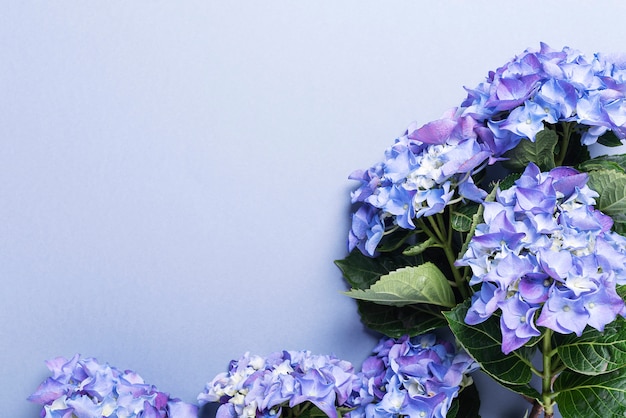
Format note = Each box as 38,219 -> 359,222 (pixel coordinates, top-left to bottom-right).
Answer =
2,2 -> 626,417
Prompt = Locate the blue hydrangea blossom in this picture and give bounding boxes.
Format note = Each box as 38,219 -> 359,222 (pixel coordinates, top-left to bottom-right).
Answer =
348,334 -> 477,418
348,44 -> 626,259
198,350 -> 361,418
349,116 -> 491,256
457,163 -> 626,353
461,43 -> 626,150
28,354 -> 198,418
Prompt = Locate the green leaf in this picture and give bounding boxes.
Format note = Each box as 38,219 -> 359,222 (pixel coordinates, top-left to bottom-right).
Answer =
335,249 -> 422,290
601,154 -> 626,171
444,301 -> 540,400
402,237 -> 438,256
587,169 -> 626,217
297,404 -> 334,417
613,216 -> 626,236
502,128 -> 558,171
579,154 -> 626,174
581,166 -> 626,235
447,399 -> 459,418
344,263 -> 456,308
355,300 -> 447,338
447,383 -> 481,418
555,369 -> 626,418
556,317 -> 626,375
597,130 -> 624,147
499,172 -> 522,191
451,204 -> 479,232
336,250 -> 446,337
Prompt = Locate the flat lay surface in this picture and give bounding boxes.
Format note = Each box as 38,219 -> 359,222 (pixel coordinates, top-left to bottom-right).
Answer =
3,2 -> 626,417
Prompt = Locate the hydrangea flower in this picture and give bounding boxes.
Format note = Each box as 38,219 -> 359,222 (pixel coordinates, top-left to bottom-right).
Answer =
341,43 -> 626,416
348,44 -> 626,258
348,334 -> 477,418
349,116 -> 492,256
28,354 -> 198,418
198,350 -> 361,418
457,163 -> 626,353
461,42 -> 626,152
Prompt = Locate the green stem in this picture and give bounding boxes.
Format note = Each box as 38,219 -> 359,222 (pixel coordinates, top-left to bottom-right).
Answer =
417,217 -> 469,299
426,214 -> 444,241
529,364 -> 543,378
542,329 -> 555,417
435,213 -> 448,244
555,122 -> 572,167
443,237 -> 469,299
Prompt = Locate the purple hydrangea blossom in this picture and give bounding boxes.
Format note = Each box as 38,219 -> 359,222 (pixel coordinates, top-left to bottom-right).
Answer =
347,334 -> 477,418
348,44 -> 626,258
28,354 -> 198,418
349,115 -> 492,256
457,163 -> 626,353
460,43 -> 626,150
198,350 -> 362,418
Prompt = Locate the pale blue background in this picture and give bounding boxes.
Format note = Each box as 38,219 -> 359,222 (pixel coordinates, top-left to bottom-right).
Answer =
3,2 -> 626,417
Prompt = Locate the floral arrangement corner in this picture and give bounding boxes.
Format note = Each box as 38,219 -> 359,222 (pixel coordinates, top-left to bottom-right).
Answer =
30,337 -> 478,418
337,42 -> 626,418
28,42 -> 626,418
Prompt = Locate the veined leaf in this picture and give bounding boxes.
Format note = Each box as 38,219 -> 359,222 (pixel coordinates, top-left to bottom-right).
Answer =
502,128 -> 558,171
587,169 -> 626,217
555,369 -> 626,418
335,249 -> 422,290
336,250 -> 445,337
344,263 -> 456,308
556,317 -> 626,375
579,154 -> 626,173
356,301 -> 447,338
444,301 -> 540,400
451,204 -> 479,232
499,172 -> 522,191
597,130 -> 624,147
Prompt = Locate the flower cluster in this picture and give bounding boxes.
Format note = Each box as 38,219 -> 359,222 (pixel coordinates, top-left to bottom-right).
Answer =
28,354 -> 197,418
348,43 -> 626,258
198,350 -> 361,418
340,43 -> 626,416
462,42 -> 626,151
199,337 -> 478,418
350,334 -> 477,418
348,117 -> 492,257
457,163 -> 626,353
